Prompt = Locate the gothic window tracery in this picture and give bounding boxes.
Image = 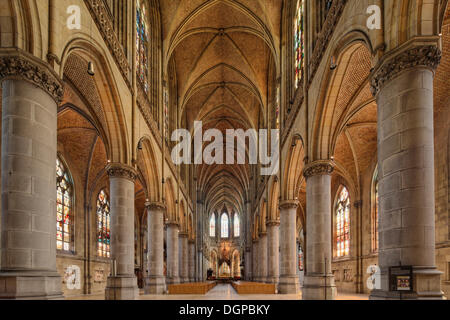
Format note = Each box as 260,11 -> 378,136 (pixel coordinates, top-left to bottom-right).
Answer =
210,213 -> 216,237
97,190 -> 111,258
136,0 -> 149,92
221,213 -> 229,238
56,157 -> 74,252
336,186 -> 350,258
294,0 -> 305,89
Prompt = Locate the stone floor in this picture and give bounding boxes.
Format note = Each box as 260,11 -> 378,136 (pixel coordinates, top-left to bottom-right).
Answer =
66,284 -> 369,300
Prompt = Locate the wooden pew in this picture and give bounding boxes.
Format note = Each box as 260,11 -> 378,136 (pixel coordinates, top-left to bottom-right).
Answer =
168,282 -> 217,295
231,281 -> 276,294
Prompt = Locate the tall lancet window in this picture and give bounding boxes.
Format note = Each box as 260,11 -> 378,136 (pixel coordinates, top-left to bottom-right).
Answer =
234,213 -> 240,238
294,0 -> 305,89
97,190 -> 111,258
221,213 -> 229,238
210,213 -> 216,237
56,157 -> 73,252
136,0 -> 149,92
372,170 -> 379,253
336,186 -> 350,257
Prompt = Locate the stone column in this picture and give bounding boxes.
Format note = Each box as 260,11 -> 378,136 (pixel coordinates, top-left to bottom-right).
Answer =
252,239 -> 258,281
244,201 -> 252,280
105,164 -> 138,300
267,220 -> 280,285
166,222 -> 180,284
370,44 -> 443,300
144,202 -> 166,294
278,201 -> 300,294
178,232 -> 189,283
245,247 -> 252,281
0,54 -> 64,299
188,240 -> 195,282
302,161 -> 336,300
258,232 -> 268,283
196,196 -> 203,282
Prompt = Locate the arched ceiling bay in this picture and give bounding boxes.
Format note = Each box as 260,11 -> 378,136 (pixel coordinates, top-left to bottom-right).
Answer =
161,0 -> 281,216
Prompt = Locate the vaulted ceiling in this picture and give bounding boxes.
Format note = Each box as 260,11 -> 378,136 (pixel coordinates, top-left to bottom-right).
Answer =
161,0 -> 281,215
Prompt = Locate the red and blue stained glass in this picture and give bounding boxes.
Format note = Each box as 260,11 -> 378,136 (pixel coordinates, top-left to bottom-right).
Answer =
294,0 -> 305,89
336,187 -> 350,257
97,190 -> 111,258
136,0 -> 149,92
56,157 -> 72,252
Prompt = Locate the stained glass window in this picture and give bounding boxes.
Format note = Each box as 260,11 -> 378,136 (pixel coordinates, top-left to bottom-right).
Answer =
210,213 -> 216,237
164,87 -> 169,142
221,213 -> 229,238
56,157 -> 73,252
294,0 -> 305,89
97,190 -> 111,258
336,187 -> 350,257
136,0 -> 149,92
234,213 -> 240,238
373,173 -> 379,253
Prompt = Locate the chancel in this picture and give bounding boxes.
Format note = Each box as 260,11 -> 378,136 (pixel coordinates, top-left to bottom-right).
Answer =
0,0 -> 449,301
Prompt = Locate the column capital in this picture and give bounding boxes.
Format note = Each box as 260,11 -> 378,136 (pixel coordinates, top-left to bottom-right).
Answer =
259,231 -> 267,238
165,220 -> 179,228
0,49 -> 64,104
370,43 -> 441,96
252,239 -> 259,244
188,239 -> 195,244
179,232 -> 189,238
106,163 -> 137,182
279,200 -> 299,210
266,220 -> 280,227
145,201 -> 166,212
303,160 -> 335,179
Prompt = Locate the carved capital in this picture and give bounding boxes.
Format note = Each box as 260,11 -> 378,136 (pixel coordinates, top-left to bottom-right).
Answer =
179,232 -> 189,239
266,220 -> 280,227
370,44 -> 441,96
106,163 -> 137,182
279,200 -> 299,211
145,202 -> 166,212
166,220 -> 179,228
0,50 -> 64,104
303,160 -> 335,179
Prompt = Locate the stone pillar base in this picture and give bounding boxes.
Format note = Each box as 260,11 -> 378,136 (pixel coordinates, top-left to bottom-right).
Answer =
266,276 -> 279,285
105,276 -> 138,300
278,276 -> 300,294
166,277 -> 180,285
370,268 -> 444,300
144,276 -> 166,295
0,272 -> 63,300
302,275 -> 336,300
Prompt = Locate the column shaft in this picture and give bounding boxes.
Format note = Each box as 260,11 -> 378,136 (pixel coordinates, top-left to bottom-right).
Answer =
259,233 -> 268,282
0,78 -> 62,299
302,162 -> 336,300
188,241 -> 195,282
105,164 -> 138,300
370,45 -> 443,299
267,222 -> 280,285
178,234 -> 188,283
252,240 -> 258,281
278,201 -> 300,294
145,203 -> 166,294
166,224 -> 180,284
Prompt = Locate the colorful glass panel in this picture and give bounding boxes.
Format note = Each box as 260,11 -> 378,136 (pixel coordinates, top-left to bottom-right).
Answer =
97,190 -> 111,258
221,213 -> 229,238
336,187 -> 350,257
294,0 -> 305,89
234,213 -> 240,238
56,157 -> 73,252
136,0 -> 149,92
210,213 -> 216,237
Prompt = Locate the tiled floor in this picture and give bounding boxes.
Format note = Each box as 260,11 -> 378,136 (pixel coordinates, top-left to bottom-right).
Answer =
66,284 -> 369,300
